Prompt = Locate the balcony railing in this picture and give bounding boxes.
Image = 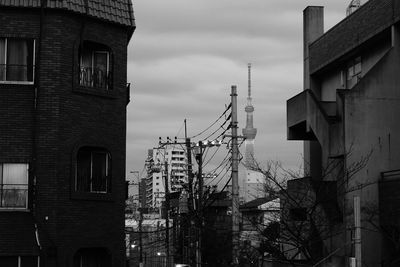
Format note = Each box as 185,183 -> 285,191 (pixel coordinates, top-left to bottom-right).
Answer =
79,67 -> 112,90
0,184 -> 28,209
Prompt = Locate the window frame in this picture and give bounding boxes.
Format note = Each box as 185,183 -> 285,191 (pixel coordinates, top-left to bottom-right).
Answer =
0,38 -> 35,85
75,147 -> 111,194
79,41 -> 112,90
0,163 -> 29,210
345,56 -> 362,88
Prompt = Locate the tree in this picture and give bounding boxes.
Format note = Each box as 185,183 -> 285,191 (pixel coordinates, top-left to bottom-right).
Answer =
239,149 -> 372,266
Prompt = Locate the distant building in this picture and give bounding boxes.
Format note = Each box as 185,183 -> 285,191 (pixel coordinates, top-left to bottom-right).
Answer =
286,0 -> 400,266
0,1 -> 135,266
239,197 -> 280,265
145,147 -> 188,209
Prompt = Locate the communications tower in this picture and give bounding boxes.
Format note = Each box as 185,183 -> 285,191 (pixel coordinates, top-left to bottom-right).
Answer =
242,63 -> 257,168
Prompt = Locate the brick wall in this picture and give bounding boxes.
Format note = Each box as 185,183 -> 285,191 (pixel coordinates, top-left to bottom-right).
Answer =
0,7 -> 132,267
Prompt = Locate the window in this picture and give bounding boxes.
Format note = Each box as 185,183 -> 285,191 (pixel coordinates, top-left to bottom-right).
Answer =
0,256 -> 39,267
346,56 -> 362,88
0,38 -> 35,83
76,147 -> 111,193
79,41 -> 111,90
0,163 -> 29,209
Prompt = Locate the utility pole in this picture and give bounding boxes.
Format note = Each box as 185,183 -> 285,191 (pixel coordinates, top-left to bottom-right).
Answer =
139,208 -> 144,267
231,85 -> 240,266
185,120 -> 194,213
354,196 -> 361,267
185,136 -> 195,266
196,141 -> 203,267
165,161 -> 170,267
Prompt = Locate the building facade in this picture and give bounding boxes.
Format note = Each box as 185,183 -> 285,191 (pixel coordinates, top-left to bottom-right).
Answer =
0,1 -> 135,266
145,147 -> 188,209
287,0 -> 400,266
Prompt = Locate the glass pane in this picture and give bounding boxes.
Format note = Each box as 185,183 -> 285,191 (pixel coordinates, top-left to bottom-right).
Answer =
92,152 -> 107,192
7,39 -> 29,81
77,149 -> 92,192
2,163 -> 28,185
80,48 -> 92,87
0,39 -> 5,81
2,185 -> 27,208
93,52 -> 108,88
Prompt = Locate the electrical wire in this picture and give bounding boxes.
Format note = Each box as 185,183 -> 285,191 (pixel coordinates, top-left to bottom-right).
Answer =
189,103 -> 231,139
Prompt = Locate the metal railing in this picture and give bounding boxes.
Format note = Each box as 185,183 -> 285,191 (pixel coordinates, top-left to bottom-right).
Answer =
0,184 -> 28,208
79,67 -> 112,89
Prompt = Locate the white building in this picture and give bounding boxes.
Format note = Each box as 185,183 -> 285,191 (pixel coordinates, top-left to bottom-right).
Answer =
147,146 -> 188,208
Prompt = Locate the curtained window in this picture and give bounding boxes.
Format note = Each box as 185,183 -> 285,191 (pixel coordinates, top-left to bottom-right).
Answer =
76,147 -> 111,193
79,41 -> 111,89
0,38 -> 34,83
0,163 -> 29,209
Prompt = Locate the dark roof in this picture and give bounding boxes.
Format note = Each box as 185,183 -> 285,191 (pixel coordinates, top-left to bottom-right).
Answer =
240,197 -> 271,210
309,0 -> 399,73
0,0 -> 135,28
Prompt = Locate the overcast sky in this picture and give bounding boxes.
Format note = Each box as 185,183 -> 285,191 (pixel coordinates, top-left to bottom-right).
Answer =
126,0 -> 359,180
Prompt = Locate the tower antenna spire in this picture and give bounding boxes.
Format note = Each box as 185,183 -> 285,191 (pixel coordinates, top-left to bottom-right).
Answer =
247,63 -> 252,105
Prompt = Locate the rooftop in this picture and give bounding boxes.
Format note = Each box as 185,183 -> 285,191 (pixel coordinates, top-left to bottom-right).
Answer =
309,0 -> 398,73
0,0 -> 135,28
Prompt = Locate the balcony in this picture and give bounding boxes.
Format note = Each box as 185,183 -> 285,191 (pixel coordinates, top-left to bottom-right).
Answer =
79,67 -> 112,90
287,89 -> 338,146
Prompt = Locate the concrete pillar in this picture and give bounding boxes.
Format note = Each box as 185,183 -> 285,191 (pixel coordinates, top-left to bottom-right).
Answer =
303,6 -> 324,91
303,6 -> 324,178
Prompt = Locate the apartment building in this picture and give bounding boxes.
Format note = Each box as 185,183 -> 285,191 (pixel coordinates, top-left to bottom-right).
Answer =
0,1 -> 135,266
145,147 -> 188,209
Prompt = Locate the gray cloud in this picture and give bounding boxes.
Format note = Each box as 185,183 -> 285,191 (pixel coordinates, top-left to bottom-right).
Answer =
127,0 -> 354,177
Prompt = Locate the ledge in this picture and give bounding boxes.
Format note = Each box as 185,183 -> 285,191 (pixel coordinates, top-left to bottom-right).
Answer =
73,86 -> 118,99
71,191 -> 114,202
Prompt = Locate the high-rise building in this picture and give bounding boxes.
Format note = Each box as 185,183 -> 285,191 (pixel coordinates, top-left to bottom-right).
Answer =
0,1 -> 135,266
145,147 -> 188,209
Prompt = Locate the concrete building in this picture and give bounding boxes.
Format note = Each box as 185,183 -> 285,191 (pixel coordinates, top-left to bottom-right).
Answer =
0,1 -> 134,266
145,147 -> 188,209
286,0 -> 400,265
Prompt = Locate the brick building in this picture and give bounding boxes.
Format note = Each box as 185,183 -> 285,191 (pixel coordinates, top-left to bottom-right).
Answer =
0,1 -> 135,266
286,0 -> 400,266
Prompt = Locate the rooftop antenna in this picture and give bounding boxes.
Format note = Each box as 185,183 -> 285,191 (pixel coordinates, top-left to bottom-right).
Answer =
346,0 -> 361,16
